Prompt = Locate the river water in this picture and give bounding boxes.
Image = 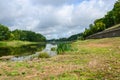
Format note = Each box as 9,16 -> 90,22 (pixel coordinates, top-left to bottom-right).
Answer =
0,44 -> 57,61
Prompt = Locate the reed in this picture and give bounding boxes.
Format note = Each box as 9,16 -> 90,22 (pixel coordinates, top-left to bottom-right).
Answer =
57,43 -> 72,54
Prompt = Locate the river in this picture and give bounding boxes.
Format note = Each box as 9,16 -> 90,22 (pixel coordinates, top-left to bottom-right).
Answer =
0,44 -> 57,61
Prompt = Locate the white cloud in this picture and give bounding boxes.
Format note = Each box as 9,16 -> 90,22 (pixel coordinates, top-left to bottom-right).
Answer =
30,0 -> 82,6
0,0 -> 117,39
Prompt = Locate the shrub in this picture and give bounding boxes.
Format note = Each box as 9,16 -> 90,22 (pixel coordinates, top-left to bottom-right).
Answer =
51,47 -> 56,51
38,52 -> 50,58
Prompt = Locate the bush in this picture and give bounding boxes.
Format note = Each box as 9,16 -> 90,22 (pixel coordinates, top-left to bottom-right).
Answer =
38,52 -> 50,58
57,43 -> 72,54
51,47 -> 56,51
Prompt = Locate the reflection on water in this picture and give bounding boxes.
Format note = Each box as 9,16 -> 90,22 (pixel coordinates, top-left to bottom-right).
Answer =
0,43 -> 57,61
42,44 -> 57,56
11,44 -> 57,61
0,44 -> 46,57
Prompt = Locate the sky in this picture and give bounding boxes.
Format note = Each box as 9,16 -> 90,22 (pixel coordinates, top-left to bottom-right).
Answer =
0,0 -> 117,39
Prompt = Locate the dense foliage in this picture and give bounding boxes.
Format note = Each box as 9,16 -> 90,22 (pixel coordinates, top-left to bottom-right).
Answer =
0,24 -> 46,42
67,33 -> 83,41
0,24 -> 11,41
82,0 -> 120,38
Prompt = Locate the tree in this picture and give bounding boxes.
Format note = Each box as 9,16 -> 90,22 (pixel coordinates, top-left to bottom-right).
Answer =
103,11 -> 115,28
113,0 -> 120,24
12,30 -> 46,42
0,24 -> 10,41
94,22 -> 106,32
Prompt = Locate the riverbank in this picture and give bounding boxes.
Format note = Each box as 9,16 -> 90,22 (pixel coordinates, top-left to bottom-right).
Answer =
0,40 -> 42,47
0,37 -> 120,80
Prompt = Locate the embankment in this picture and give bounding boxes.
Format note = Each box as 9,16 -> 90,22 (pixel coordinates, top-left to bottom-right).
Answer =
86,24 -> 120,39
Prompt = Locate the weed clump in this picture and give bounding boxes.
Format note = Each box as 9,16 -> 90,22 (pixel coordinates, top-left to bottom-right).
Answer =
57,43 -> 72,54
38,52 -> 50,58
51,47 -> 56,51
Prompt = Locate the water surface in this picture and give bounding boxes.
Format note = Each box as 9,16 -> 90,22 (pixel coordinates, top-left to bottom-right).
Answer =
0,43 -> 57,61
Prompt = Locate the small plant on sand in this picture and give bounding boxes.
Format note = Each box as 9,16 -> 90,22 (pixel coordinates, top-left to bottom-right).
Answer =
6,71 -> 20,76
38,52 -> 50,58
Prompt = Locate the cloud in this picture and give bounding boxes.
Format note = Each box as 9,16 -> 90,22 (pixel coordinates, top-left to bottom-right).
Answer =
30,0 -> 82,6
0,0 -> 117,39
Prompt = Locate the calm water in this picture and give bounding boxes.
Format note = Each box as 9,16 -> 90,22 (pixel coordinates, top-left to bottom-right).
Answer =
0,44 -> 57,61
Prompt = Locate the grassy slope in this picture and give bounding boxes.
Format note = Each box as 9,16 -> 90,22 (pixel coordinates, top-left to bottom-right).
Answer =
0,41 -> 39,47
0,37 -> 120,80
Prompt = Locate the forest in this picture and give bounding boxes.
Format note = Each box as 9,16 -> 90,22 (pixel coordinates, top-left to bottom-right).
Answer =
0,24 -> 46,42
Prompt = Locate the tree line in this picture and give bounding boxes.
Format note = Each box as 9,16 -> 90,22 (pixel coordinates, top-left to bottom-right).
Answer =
0,24 -> 46,42
48,33 -> 83,42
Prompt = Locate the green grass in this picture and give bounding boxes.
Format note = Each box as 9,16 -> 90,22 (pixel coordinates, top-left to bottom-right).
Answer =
0,40 -> 39,47
50,72 -> 78,80
0,37 -> 120,80
0,42 -> 7,47
38,52 -> 50,58
51,47 -> 56,51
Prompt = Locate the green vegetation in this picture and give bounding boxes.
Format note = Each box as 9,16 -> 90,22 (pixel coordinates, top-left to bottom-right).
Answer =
0,37 -> 120,80
0,24 -> 46,42
0,40 -> 38,47
11,29 -> 46,42
67,33 -> 83,41
57,43 -> 72,54
38,52 -> 50,58
51,47 -> 56,51
5,70 -> 20,76
0,24 -> 10,41
105,23 -> 120,31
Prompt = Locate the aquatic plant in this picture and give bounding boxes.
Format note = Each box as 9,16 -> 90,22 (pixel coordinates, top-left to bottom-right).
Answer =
57,43 -> 72,54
